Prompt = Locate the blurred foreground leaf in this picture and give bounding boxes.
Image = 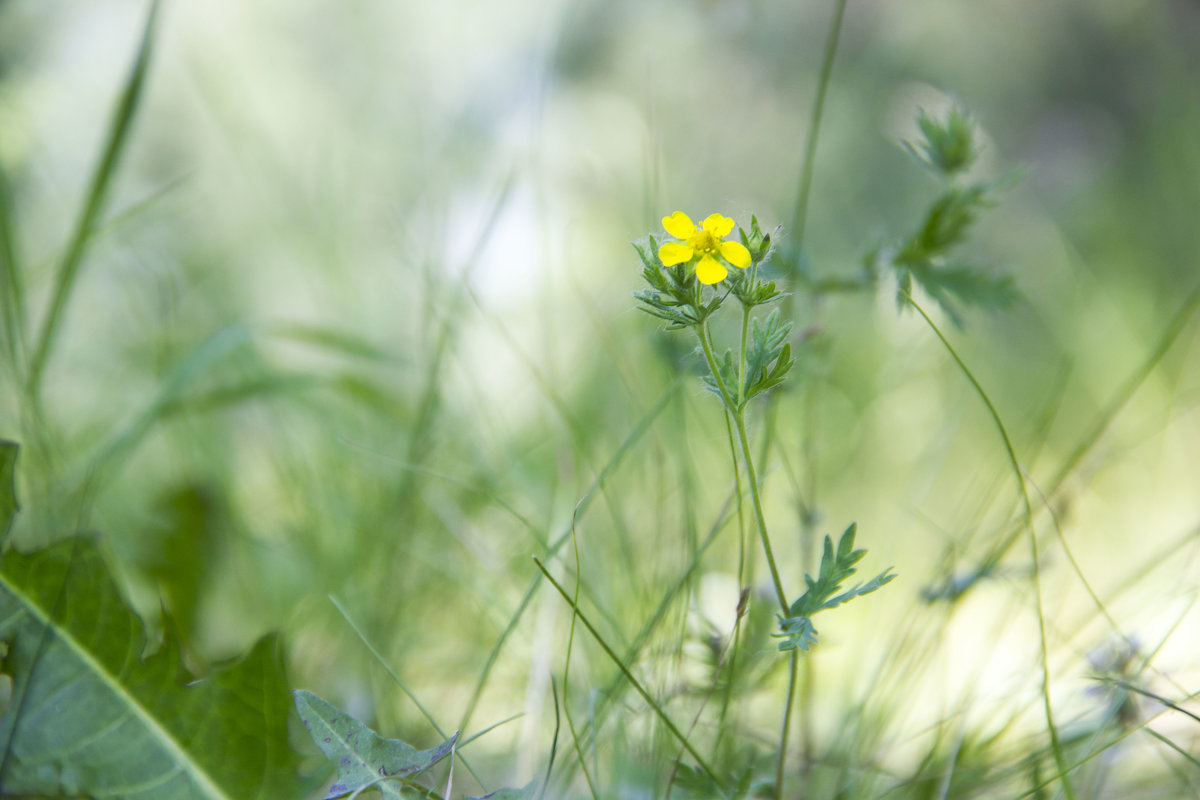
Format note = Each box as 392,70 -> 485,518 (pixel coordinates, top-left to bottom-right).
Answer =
141,483 -> 223,648
0,442 -> 16,547
0,445 -> 305,799
467,782 -> 538,800
294,689 -> 458,799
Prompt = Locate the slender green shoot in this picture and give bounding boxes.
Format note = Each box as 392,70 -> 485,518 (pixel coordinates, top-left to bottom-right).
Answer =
532,557 -> 727,793
903,292 -> 1076,800
27,0 -> 161,398
457,382 -> 677,734
560,505 -> 599,800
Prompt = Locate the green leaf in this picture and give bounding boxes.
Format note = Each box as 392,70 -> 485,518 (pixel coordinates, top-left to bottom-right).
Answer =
903,184 -> 991,262
699,349 -> 738,405
775,524 -> 896,652
899,263 -> 1019,328
140,484 -> 222,646
903,106 -> 979,175
0,535 -> 305,799
294,689 -> 458,799
0,441 -> 16,548
742,309 -> 794,403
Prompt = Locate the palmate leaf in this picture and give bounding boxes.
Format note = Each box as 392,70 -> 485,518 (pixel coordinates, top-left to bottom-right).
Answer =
294,690 -> 457,799
0,446 -> 305,799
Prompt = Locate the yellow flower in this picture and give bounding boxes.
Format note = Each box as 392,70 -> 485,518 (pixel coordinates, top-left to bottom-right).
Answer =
658,211 -> 752,285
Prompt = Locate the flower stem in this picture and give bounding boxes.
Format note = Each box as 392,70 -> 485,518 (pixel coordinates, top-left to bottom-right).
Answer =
777,652 -> 799,797
696,321 -> 735,413
733,408 -> 789,613
736,262 -> 759,409
694,322 -> 789,614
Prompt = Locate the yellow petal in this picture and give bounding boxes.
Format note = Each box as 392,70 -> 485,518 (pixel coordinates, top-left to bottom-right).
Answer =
695,255 -> 728,284
659,241 -> 694,266
662,211 -> 697,240
719,240 -> 751,269
702,213 -> 735,238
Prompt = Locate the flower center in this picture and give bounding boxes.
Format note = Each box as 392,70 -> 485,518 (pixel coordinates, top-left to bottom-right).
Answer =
688,230 -> 719,255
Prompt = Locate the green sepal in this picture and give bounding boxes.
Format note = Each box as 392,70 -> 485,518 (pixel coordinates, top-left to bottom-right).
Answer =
634,238 -> 726,329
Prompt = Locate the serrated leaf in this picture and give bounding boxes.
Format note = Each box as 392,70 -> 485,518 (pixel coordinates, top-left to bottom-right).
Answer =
775,615 -> 819,653
294,689 -> 458,799
917,264 -> 1019,310
742,310 -> 792,404
902,263 -> 1019,328
905,107 -> 978,175
632,240 -> 655,271
818,569 -> 897,613
776,523 -> 895,652
0,535 -> 305,799
467,780 -> 538,800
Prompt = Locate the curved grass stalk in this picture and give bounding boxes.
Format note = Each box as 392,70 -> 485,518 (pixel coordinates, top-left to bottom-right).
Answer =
791,0 -> 849,248
533,557 -> 727,793
979,280 -> 1200,576
695,323 -> 790,614
456,382 -> 678,735
903,293 -> 1077,800
783,0 -> 852,785
554,496 -> 735,789
27,0 -> 160,399
560,507 -> 600,800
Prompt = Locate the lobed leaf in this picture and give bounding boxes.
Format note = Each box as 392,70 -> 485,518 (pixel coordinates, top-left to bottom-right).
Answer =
905,106 -> 979,175
742,309 -> 792,404
775,523 -> 895,652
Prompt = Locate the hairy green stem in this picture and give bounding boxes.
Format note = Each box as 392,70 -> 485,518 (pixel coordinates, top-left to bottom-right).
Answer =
736,262 -> 760,408
732,409 -> 789,614
777,652 -> 799,797
695,323 -> 789,613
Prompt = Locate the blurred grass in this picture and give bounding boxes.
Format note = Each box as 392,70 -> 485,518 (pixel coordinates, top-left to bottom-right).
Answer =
2,0 -> 1200,797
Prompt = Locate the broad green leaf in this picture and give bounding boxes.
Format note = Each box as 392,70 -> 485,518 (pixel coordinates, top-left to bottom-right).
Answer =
294,689 -> 458,799
0,535 -> 305,799
0,441 -> 16,547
